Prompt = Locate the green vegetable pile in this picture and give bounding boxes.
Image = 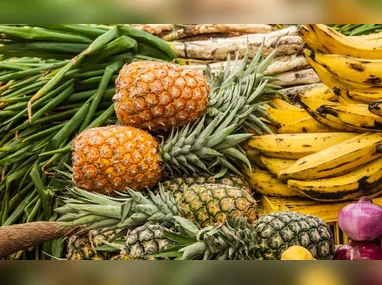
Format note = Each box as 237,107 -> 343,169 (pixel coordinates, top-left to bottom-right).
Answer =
0,24 -> 175,259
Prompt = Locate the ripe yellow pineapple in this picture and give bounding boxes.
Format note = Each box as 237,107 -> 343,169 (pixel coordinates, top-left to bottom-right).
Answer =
113,61 -> 209,131
72,125 -> 163,194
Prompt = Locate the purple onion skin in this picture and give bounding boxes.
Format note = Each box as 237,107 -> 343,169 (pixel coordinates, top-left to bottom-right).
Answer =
334,241 -> 382,260
338,196 -> 382,242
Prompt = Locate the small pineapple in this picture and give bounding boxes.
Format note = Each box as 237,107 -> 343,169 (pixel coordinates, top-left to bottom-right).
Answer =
253,212 -> 334,260
113,61 -> 209,131
66,229 -> 118,260
113,223 -> 171,260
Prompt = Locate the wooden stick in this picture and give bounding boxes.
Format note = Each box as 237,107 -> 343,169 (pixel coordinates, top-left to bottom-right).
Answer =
162,24 -> 275,41
0,222 -> 83,258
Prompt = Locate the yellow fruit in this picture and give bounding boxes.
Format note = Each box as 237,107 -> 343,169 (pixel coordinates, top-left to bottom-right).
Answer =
243,166 -> 304,198
247,133 -> 357,159
277,117 -> 335,134
279,132 -> 382,180
113,61 -> 209,131
263,105 -> 309,126
72,126 -> 163,194
281,246 -> 316,260
259,154 -> 296,176
300,84 -> 337,102
300,24 -> 382,59
271,97 -> 302,111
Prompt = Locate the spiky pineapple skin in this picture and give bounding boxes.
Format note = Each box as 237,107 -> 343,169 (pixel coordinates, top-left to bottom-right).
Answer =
72,126 -> 163,194
178,184 -> 257,228
113,61 -> 209,131
114,224 -> 170,260
66,230 -> 118,260
254,211 -> 334,260
161,173 -> 252,194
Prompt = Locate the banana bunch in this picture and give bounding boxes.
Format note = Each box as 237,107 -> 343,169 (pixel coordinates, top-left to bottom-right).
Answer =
245,133 -> 382,202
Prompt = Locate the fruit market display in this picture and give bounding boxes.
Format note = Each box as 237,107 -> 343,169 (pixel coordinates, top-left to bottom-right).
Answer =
0,24 -> 381,261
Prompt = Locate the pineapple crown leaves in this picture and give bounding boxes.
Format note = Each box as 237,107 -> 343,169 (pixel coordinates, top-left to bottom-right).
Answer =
56,184 -> 184,232
160,100 -> 253,177
154,216 -> 256,260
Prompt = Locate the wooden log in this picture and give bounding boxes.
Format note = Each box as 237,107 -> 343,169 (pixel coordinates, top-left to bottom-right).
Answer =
0,222 -> 83,258
170,26 -> 301,60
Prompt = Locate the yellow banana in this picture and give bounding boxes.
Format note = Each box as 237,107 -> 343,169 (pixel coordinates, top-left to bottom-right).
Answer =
245,149 -> 267,169
271,98 -> 302,111
332,87 -> 364,105
298,25 -> 331,53
300,84 -> 338,102
279,132 -> 382,180
247,133 -> 357,159
287,157 -> 382,202
302,24 -> 382,59
368,100 -> 382,117
317,103 -> 382,131
259,154 -> 296,176
299,97 -> 360,132
347,88 -> 382,103
304,49 -> 373,90
278,117 -> 335,134
263,105 -> 309,126
309,49 -> 382,87
243,166 -> 304,198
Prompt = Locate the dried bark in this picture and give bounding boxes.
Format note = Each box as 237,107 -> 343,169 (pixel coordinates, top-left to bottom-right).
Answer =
0,222 -> 83,258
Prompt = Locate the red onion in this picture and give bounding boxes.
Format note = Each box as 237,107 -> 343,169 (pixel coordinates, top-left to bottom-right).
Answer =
338,196 -> 382,241
334,240 -> 382,260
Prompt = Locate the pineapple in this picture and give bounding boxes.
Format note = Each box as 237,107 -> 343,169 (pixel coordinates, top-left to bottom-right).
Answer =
57,183 -> 258,230
66,229 -> 119,260
72,45 -> 278,194
112,223 -> 171,260
72,125 -> 162,194
161,173 -> 251,194
113,61 -> 209,131
154,213 -> 334,260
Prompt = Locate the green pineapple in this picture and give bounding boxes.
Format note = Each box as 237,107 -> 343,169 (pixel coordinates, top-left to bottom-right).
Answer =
66,229 -> 119,260
57,183 -> 258,230
112,223 -> 171,260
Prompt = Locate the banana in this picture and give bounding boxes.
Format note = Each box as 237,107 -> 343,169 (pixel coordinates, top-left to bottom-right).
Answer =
304,49 -> 373,90
368,100 -> 382,117
300,84 -> 338,102
299,96 -> 361,132
317,103 -> 382,131
247,133 -> 357,159
243,166 -> 304,198
259,154 -> 296,176
309,49 -> 382,87
245,149 -> 267,169
287,157 -> 382,202
271,97 -> 302,111
348,88 -> 382,103
263,105 -> 309,126
278,117 -> 335,134
279,132 -> 382,180
332,87 -> 365,104
301,24 -> 382,59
